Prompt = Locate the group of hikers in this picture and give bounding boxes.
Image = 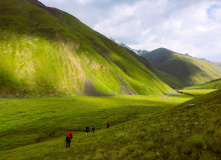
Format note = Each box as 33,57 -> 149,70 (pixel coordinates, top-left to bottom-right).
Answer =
65,122 -> 110,149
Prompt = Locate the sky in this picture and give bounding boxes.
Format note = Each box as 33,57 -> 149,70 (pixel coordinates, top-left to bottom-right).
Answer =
38,0 -> 221,62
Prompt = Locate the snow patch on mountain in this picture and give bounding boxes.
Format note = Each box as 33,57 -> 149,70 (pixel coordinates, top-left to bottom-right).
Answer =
110,38 -> 149,56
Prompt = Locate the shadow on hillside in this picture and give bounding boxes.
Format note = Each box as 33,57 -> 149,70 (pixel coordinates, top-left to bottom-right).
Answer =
83,77 -> 114,97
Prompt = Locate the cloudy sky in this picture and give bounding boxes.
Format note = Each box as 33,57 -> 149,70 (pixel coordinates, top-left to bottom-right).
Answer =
38,0 -> 221,62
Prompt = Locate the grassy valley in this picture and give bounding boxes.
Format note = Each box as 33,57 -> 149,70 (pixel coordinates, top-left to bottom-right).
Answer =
184,78 -> 221,90
178,89 -> 217,97
0,94 -> 192,159
178,78 -> 221,97
1,0 -> 221,159
142,48 -> 221,87
0,90 -> 221,159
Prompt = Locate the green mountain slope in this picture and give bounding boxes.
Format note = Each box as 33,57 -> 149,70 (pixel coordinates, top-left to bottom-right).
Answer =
126,48 -> 184,89
184,78 -> 221,90
0,0 -> 174,97
142,48 -> 221,87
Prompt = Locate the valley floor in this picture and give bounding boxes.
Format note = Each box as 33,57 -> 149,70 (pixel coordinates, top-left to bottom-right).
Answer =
0,92 -> 220,159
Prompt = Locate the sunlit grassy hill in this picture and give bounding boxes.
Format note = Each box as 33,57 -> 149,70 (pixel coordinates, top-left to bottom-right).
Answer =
142,48 -> 221,87
0,0 -> 174,97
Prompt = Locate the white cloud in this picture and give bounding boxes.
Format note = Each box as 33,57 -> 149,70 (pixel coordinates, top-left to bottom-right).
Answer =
76,0 -> 96,5
122,0 -> 221,61
213,7 -> 221,21
42,0 -> 67,3
38,0 -> 221,61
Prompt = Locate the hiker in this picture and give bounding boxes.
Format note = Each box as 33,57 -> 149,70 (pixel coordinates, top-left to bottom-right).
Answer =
86,127 -> 89,136
92,126 -> 95,133
65,134 -> 72,149
107,122 -> 110,128
67,132 -> 73,140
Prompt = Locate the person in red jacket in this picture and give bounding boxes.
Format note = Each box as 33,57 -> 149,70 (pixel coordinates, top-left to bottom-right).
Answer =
107,122 -> 110,128
65,134 -> 71,149
67,132 -> 73,139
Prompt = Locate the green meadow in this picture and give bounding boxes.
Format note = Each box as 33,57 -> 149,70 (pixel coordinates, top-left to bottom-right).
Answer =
184,78 -> 221,90
177,78 -> 221,97
0,94 -> 192,159
178,89 -> 217,97
1,90 -> 221,160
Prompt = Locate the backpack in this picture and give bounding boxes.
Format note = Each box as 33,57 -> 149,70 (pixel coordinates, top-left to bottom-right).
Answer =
67,132 -> 73,139
66,135 -> 71,142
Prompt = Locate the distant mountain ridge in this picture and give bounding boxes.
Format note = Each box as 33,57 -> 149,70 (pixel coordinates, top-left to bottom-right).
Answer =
125,48 -> 184,89
110,39 -> 184,88
183,53 -> 221,67
0,0 -> 173,97
142,48 -> 221,86
212,62 -> 221,67
109,39 -> 221,88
